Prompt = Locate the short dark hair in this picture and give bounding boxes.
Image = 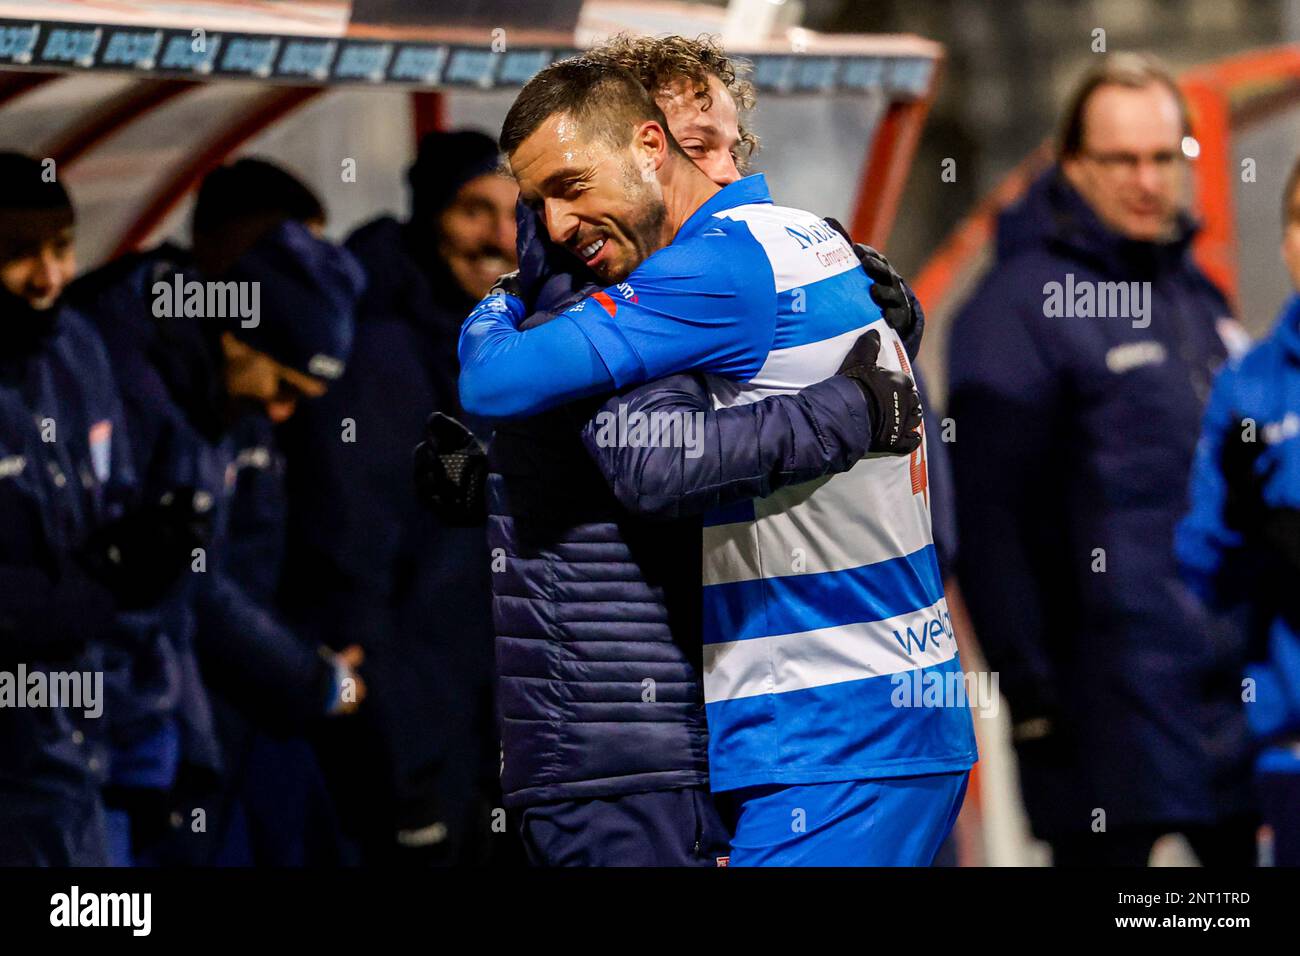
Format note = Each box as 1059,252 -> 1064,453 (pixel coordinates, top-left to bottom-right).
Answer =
192,157 -> 324,238
1058,53 -> 1190,160
500,56 -> 685,159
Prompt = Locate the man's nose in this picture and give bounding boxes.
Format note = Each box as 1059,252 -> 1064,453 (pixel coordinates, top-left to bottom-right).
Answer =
703,152 -> 741,187
1135,157 -> 1165,195
543,199 -> 578,246
33,248 -> 61,290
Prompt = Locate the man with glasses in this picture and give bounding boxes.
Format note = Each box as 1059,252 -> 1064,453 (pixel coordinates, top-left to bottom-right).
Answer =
948,54 -> 1256,866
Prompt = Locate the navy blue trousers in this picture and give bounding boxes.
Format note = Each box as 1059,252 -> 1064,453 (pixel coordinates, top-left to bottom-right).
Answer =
518,786 -> 732,867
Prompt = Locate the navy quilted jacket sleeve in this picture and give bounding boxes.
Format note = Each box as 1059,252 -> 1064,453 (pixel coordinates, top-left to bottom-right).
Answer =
580,371 -> 873,520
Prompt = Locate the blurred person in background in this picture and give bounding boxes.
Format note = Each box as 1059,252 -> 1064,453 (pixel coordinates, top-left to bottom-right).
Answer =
278,131 -> 515,864
0,153 -> 198,865
947,53 -> 1255,866
71,158 -> 368,865
1176,156 -> 1300,867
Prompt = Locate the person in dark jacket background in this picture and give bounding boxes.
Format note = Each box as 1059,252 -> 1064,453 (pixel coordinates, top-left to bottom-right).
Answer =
0,153 -> 201,865
1176,155 -> 1300,866
72,158 -> 368,865
948,54 -> 1255,866
278,131 -> 514,864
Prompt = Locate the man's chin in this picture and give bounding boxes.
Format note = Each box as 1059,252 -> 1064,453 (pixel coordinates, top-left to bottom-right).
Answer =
592,258 -> 633,286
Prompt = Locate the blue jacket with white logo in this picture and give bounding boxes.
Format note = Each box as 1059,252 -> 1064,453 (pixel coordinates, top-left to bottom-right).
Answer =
1177,293 -> 1300,774
948,168 -> 1253,837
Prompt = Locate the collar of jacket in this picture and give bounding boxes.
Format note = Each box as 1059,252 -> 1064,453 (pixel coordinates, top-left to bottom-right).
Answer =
677,173 -> 773,240
999,167 -> 1199,281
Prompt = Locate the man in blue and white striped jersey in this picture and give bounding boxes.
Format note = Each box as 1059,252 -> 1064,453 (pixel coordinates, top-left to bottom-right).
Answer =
459,56 -> 977,865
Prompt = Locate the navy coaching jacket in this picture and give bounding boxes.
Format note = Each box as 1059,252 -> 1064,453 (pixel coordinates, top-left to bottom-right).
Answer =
0,305 -> 130,864
947,169 -> 1253,837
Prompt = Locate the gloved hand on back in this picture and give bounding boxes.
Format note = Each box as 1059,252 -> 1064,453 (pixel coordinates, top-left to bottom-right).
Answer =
835,329 -> 923,456
413,412 -> 489,526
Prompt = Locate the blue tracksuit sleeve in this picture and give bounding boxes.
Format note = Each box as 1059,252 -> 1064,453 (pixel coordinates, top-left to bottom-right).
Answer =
458,292 -> 615,420
459,224 -> 776,420
581,373 -> 872,520
1175,361 -> 1251,609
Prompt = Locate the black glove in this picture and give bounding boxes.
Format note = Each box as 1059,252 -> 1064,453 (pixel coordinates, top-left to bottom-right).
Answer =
1218,416 -> 1300,625
1220,414 -> 1272,536
76,487 -> 213,611
836,330 -> 922,455
413,412 -> 488,526
824,217 -> 919,346
490,270 -> 523,300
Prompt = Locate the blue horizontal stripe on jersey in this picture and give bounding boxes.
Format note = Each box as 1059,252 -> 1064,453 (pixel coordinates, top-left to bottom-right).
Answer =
706,655 -> 979,791
702,543 -> 943,644
771,268 -> 879,351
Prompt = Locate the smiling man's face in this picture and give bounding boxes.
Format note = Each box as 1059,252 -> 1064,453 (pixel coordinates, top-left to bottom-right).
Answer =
510,114 -> 668,285
656,73 -> 742,187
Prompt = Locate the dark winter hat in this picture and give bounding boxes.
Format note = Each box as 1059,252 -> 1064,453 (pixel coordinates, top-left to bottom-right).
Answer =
0,152 -> 75,265
406,130 -> 502,225
226,219 -> 365,384
191,157 -> 325,277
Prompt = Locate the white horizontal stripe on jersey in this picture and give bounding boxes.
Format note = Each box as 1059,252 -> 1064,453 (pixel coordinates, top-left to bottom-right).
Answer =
702,596 -> 956,703
708,319 -> 898,410
703,449 -> 933,585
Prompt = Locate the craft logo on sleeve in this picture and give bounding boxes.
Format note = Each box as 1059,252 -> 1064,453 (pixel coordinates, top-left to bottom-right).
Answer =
49,886 -> 151,937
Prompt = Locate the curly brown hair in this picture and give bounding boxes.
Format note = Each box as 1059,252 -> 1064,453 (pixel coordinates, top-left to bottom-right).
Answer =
587,33 -> 758,167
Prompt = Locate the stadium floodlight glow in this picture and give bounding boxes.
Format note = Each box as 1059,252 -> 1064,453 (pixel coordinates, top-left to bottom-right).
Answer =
1181,135 -> 1201,159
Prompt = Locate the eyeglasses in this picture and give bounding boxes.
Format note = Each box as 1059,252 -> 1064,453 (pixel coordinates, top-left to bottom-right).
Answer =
1079,149 -> 1187,176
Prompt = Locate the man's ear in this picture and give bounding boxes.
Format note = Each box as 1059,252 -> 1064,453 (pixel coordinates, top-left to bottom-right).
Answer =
634,120 -> 670,174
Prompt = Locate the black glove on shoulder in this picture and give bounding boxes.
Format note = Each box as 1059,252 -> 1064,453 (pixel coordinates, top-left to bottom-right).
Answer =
823,216 -> 920,347
413,412 -> 488,526
835,330 -> 922,455
1220,414 -> 1272,537
76,487 -> 212,611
